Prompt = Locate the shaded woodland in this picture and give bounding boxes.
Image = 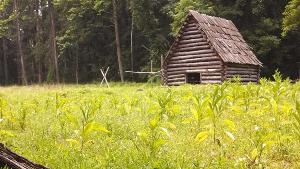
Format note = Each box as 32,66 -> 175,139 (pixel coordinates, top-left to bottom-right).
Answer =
0,0 -> 299,85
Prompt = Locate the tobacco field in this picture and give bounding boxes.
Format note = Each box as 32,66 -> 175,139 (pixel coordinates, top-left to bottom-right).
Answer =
0,74 -> 300,168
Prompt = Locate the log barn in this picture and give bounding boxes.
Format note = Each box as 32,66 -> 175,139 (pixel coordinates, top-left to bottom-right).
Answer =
161,10 -> 262,85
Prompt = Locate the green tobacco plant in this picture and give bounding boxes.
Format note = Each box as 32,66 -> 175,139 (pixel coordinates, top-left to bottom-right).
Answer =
246,126 -> 275,168
13,102 -> 31,131
69,98 -> 109,151
0,82 -> 299,168
157,88 -> 173,120
208,83 -> 228,144
136,114 -> 171,164
293,101 -> 300,140
17,105 -> 28,130
191,93 -> 208,133
55,93 -> 68,136
0,94 -> 7,119
271,70 -> 288,103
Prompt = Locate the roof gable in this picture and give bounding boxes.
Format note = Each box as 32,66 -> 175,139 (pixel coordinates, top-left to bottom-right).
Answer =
166,10 -> 262,66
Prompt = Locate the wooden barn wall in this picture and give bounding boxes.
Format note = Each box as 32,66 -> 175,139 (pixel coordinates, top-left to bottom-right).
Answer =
165,18 -> 223,86
224,63 -> 260,83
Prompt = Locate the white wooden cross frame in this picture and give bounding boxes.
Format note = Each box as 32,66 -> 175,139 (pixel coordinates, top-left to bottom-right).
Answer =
100,67 -> 110,87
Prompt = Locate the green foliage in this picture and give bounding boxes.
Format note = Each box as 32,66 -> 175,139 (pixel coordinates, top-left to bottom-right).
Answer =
293,101 -> 300,140
283,0 -> 300,36
0,79 -> 299,168
0,0 -> 299,84
0,0 -> 12,37
170,0 -> 213,35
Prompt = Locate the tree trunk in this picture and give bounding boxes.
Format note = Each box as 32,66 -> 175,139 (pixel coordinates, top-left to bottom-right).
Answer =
14,0 -> 28,85
48,0 -> 59,83
35,0 -> 43,84
112,0 -> 124,82
38,62 -> 42,83
130,9 -> 134,81
2,38 -> 8,85
75,46 -> 79,84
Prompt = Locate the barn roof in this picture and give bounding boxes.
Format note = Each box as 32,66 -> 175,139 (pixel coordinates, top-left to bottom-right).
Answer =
166,10 -> 262,66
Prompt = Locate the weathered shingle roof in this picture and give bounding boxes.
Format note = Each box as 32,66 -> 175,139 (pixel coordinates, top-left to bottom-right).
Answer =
187,10 -> 262,66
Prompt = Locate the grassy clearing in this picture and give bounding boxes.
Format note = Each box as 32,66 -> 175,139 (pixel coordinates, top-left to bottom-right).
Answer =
0,78 -> 300,168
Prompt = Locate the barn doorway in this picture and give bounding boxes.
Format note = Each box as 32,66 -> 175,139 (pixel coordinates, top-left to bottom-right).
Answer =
186,73 -> 201,84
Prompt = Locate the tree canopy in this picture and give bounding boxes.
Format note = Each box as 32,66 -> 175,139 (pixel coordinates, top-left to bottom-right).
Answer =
283,0 -> 300,36
0,0 -> 299,85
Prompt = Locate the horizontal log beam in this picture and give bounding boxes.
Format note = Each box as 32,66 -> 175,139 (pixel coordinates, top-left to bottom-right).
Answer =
169,57 -> 220,64
167,77 -> 185,83
225,70 -> 258,75
225,74 -> 257,78
167,65 -> 222,72
167,72 -> 223,79
175,45 -> 211,52
177,42 -> 209,48
226,67 -> 258,72
184,27 -> 198,31
167,61 -> 222,68
167,74 -> 185,79
177,38 -> 207,44
201,72 -> 222,76
185,23 -> 197,28
168,76 -> 222,82
202,75 -> 222,79
173,49 -> 215,56
167,68 -> 222,76
0,143 -> 48,169
226,77 -> 258,81
201,80 -> 221,84
180,34 -> 203,40
182,30 -> 203,36
226,65 -> 258,69
171,54 -> 217,61
226,63 -> 259,69
226,75 -> 257,79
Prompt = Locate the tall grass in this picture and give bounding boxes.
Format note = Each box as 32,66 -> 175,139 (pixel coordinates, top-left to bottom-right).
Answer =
0,79 -> 299,168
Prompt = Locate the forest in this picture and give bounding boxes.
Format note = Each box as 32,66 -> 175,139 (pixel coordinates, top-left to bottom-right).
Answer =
0,0 -> 300,85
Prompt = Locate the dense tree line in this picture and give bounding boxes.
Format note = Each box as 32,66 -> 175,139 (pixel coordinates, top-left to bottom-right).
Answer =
0,0 -> 299,85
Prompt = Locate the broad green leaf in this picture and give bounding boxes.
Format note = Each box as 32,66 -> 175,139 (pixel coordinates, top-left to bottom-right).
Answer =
83,122 -> 109,136
83,123 -> 94,136
92,123 -> 110,133
191,108 -> 198,120
251,148 -> 258,159
154,139 -> 166,149
224,119 -> 236,131
263,141 -> 275,150
149,118 -> 159,129
195,131 -> 209,143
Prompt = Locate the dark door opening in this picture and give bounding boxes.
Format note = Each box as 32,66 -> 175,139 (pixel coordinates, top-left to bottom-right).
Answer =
186,73 -> 201,84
